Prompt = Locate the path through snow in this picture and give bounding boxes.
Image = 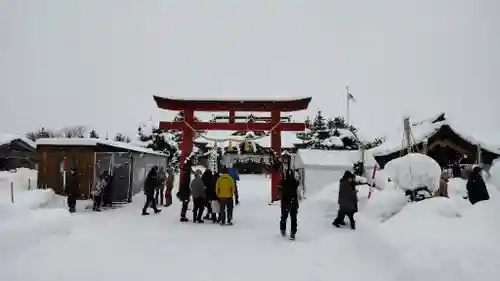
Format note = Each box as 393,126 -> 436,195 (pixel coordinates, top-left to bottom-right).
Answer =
0,175 -> 410,281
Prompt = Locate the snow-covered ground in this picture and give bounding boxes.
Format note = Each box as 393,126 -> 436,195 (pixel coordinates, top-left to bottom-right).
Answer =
1,171 -> 500,281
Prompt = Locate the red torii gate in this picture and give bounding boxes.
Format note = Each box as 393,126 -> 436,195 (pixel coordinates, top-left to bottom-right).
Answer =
154,96 -> 311,202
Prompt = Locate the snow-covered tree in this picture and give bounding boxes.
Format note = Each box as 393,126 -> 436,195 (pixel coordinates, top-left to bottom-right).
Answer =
137,121 -> 181,170
114,133 -> 131,143
26,127 -> 57,140
60,125 -> 86,138
89,129 -> 99,139
298,111 -> 360,150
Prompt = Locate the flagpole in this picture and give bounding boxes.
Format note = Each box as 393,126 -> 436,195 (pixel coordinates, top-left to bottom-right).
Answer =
346,86 -> 350,126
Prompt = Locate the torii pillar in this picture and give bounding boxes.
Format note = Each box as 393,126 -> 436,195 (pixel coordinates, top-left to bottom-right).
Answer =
154,96 -> 312,202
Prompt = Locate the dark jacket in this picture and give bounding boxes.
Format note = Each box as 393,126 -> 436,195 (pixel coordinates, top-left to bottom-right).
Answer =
190,174 -> 206,199
338,178 -> 358,213
177,170 -> 192,201
280,171 -> 299,205
66,171 -> 80,196
467,169 -> 490,204
202,170 -> 216,200
144,168 -> 158,196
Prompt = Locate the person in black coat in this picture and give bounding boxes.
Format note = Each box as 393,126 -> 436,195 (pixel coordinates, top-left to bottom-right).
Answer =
142,166 -> 162,215
102,172 -> 114,208
177,166 -> 192,222
201,169 -> 216,220
333,171 -> 358,230
279,169 -> 300,240
467,166 -> 490,205
66,168 -> 79,213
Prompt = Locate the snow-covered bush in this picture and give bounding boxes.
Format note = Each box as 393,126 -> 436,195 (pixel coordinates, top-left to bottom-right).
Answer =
384,153 -> 441,193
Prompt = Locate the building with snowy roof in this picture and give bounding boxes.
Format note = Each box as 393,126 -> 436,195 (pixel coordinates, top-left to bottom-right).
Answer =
370,113 -> 500,169
0,134 -> 38,171
36,138 -> 168,202
295,149 -> 377,198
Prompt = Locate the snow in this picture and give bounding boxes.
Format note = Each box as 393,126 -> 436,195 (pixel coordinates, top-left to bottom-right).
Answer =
0,133 -> 36,148
36,138 -> 168,157
296,149 -> 378,198
295,149 -> 377,169
1,170 -> 500,281
384,153 -> 442,192
158,94 -> 311,102
489,158 -> 500,190
370,118 -> 500,156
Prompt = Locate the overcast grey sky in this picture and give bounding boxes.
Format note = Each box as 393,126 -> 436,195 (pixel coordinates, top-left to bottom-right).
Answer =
1,0 -> 499,143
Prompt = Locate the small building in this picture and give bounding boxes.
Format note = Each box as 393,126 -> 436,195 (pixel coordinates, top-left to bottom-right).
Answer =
295,149 -> 377,198
0,134 -> 38,171
370,113 -> 500,169
36,138 -> 168,202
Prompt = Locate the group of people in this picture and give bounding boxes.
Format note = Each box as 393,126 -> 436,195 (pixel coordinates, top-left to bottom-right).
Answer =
177,166 -> 240,225
435,165 -> 490,205
66,168 -> 114,213
142,166 -> 175,215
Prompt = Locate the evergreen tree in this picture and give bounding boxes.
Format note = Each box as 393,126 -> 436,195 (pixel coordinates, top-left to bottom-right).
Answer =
114,133 -> 131,143
26,127 -> 57,141
89,129 -> 99,139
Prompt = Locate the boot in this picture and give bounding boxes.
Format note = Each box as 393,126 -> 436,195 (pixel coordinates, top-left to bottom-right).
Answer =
350,221 -> 356,230
142,212 -> 150,215
154,209 -> 162,214
180,217 -> 189,222
290,233 -> 296,240
280,229 -> 286,237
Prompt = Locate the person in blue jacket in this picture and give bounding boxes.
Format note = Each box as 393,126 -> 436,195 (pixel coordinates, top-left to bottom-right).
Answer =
227,165 -> 240,205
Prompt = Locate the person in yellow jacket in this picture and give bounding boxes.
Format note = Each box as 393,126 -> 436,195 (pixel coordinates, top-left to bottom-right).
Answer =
216,170 -> 236,225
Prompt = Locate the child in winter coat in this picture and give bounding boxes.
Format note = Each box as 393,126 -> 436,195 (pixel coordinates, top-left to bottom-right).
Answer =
92,171 -> 109,212
190,169 -> 206,223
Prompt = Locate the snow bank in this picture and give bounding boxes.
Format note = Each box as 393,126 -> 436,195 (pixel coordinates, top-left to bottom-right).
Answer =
385,153 -> 441,192
489,159 -> 500,190
376,197 -> 500,280
359,189 -> 408,222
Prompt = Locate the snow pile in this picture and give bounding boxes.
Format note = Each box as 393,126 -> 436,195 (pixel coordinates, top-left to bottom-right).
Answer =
0,169 -> 58,213
385,153 -> 441,192
447,177 -> 469,199
489,159 -> 500,190
359,188 -> 408,222
377,197 -> 500,280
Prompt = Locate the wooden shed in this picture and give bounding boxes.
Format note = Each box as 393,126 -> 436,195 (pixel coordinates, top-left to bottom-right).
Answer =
0,135 -> 39,171
36,138 -> 168,202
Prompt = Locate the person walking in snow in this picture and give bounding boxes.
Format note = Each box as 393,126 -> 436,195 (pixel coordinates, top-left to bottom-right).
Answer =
466,166 -> 490,205
155,167 -> 167,206
66,168 -> 80,213
190,169 -> 207,223
102,172 -> 114,208
177,165 -> 192,222
227,166 -> 240,205
142,166 -> 162,215
92,171 -> 109,212
333,171 -> 358,230
279,169 -> 300,240
216,168 -> 235,225
164,167 -> 174,207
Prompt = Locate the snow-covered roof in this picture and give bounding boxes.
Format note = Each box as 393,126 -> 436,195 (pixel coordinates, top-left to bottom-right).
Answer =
255,132 -> 305,148
370,119 -> 500,157
295,149 -> 377,170
36,138 -> 168,157
160,94 -> 311,102
0,134 -> 36,149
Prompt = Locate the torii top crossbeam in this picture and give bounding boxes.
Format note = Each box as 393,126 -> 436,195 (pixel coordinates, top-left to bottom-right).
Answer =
153,96 -> 312,112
